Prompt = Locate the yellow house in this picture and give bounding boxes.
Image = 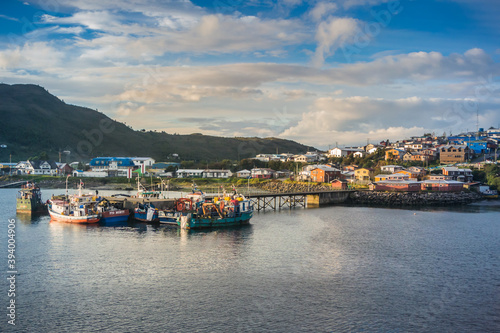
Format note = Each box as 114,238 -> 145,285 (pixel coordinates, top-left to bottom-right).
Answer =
395,170 -> 420,180
355,168 -> 374,181
385,148 -> 405,161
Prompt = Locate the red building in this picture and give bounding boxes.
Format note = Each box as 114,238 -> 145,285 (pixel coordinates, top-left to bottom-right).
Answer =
310,166 -> 341,183
331,179 -> 348,190
370,180 -> 421,192
420,180 -> 464,192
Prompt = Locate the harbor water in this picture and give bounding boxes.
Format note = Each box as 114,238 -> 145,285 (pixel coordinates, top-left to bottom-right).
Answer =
1,188 -> 499,332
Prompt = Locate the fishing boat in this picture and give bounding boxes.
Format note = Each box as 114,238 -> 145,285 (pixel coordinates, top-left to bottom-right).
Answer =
134,202 -> 159,222
177,188 -> 253,230
48,181 -> 100,224
481,189 -> 499,199
16,182 -> 46,214
158,210 -> 180,225
96,198 -> 130,224
48,199 -> 100,223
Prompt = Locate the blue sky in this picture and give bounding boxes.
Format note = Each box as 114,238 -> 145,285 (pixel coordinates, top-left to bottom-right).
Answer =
1,0 -> 499,148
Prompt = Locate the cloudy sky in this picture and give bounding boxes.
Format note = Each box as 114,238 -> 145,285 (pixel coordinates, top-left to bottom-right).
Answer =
1,0 -> 499,149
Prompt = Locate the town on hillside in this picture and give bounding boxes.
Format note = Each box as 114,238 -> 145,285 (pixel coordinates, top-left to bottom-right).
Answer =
2,127 -> 499,193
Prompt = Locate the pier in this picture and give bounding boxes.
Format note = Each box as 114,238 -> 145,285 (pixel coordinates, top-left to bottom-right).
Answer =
247,190 -> 354,211
104,190 -> 354,212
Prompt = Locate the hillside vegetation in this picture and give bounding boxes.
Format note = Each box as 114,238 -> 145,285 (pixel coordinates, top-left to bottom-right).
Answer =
0,84 -> 315,162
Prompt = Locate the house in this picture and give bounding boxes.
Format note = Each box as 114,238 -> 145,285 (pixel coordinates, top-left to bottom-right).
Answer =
89,157 -> 137,176
354,168 -> 374,182
370,180 -> 421,192
131,157 -> 156,168
310,166 -> 341,183
466,140 -> 490,154
408,166 -> 426,178
403,151 -> 428,162
353,151 -> 364,158
203,170 -> 232,178
385,148 -> 405,161
294,153 -> 321,163
439,145 -> 470,164
380,165 -> 404,174
343,165 -> 359,172
236,169 -> 251,178
15,160 -> 59,175
73,170 -> 108,177
176,169 -> 204,178
395,170 -> 420,180
441,167 -> 473,182
375,173 -> 409,182
366,146 -> 381,155
331,179 -> 348,190
328,147 -> 364,158
0,163 -> 16,175
427,175 -> 453,181
57,163 -> 74,175
251,168 -> 275,179
420,180 -> 464,192
275,170 -> 292,178
341,171 -> 355,182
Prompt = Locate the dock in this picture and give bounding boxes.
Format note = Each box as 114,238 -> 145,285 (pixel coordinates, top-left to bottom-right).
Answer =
104,190 -> 354,212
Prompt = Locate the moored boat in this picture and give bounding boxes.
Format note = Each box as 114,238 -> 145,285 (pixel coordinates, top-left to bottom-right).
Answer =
16,182 -> 46,214
134,202 -> 159,222
158,210 -> 180,225
481,189 -> 498,199
48,180 -> 100,223
48,199 -> 100,223
178,189 -> 253,229
96,199 -> 130,224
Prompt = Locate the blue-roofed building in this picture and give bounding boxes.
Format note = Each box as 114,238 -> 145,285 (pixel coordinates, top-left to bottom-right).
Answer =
448,135 -> 487,145
467,140 -> 490,154
89,157 -> 155,176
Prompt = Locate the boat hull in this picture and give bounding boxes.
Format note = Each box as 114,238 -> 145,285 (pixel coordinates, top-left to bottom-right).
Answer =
133,211 -> 159,223
16,199 -> 46,214
180,211 -> 253,229
48,209 -> 100,224
101,209 -> 130,223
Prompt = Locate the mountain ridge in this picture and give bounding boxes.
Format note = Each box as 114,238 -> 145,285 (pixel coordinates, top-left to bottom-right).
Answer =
0,84 -> 317,162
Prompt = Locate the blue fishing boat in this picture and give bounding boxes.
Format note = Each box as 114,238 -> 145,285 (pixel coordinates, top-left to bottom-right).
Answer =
96,199 -> 130,224
134,202 -> 159,223
158,210 -> 180,225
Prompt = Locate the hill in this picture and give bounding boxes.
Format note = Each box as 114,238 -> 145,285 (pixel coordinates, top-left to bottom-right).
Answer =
0,84 -> 316,162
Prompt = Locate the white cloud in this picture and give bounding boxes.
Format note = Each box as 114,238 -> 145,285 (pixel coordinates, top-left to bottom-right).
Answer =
278,96 -> 483,147
312,17 -> 360,67
0,42 -> 64,69
309,2 -> 338,22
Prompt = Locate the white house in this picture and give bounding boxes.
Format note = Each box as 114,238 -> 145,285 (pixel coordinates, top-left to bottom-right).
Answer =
176,169 -> 204,178
236,169 -> 251,178
294,154 -> 319,163
380,165 -> 404,173
353,151 -> 364,158
203,169 -> 232,178
15,160 -> 59,175
251,168 -> 275,179
131,157 -> 155,168
73,170 -> 108,177
328,147 -> 364,158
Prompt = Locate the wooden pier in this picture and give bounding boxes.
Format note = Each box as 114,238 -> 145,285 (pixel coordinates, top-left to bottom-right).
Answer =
103,190 -> 354,212
246,190 -> 354,211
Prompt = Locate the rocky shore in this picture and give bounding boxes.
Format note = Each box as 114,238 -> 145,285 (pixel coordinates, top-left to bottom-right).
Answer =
348,191 -> 483,206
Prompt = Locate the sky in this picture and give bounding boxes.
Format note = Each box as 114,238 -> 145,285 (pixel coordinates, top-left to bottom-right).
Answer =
0,0 -> 499,149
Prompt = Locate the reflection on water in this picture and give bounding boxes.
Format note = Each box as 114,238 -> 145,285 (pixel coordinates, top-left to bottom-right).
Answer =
1,188 -> 499,332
